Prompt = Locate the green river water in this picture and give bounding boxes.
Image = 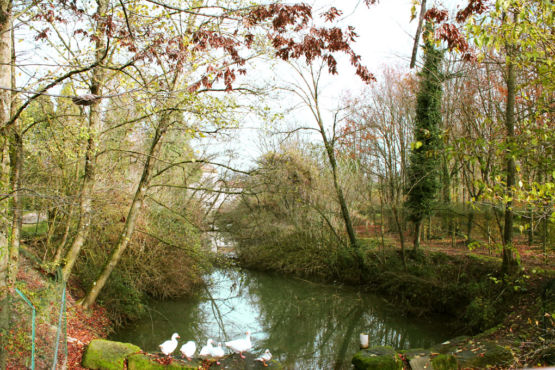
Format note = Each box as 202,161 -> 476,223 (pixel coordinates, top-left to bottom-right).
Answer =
111,268 -> 455,369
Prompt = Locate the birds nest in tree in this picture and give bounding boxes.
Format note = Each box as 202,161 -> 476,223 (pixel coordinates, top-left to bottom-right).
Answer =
72,94 -> 101,106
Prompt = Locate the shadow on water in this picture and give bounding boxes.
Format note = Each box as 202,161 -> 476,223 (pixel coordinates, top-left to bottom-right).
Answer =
111,268 -> 454,369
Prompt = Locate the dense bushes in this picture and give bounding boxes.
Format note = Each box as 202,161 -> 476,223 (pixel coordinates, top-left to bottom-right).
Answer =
360,251 -> 513,332
217,147 -> 352,279
69,197 -> 207,325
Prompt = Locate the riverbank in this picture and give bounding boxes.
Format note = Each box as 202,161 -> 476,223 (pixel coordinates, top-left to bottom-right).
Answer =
7,243 -> 552,369
353,280 -> 554,368
235,242 -> 554,368
360,251 -> 554,368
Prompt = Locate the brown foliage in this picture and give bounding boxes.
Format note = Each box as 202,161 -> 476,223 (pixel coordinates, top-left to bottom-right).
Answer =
456,0 -> 489,22
424,0 -> 492,62
425,8 -> 449,23
32,2 -> 375,94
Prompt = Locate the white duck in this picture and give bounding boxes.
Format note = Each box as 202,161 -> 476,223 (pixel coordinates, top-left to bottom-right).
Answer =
210,342 -> 225,365
199,339 -> 214,358
255,349 -> 272,367
225,331 -> 252,359
159,333 -> 180,357
180,340 -> 196,361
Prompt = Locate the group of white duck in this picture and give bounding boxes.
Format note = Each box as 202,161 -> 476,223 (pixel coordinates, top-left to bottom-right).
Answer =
159,331 -> 273,367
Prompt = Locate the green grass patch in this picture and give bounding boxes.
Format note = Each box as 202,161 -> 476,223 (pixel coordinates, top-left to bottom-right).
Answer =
22,221 -> 48,238
358,238 -> 381,250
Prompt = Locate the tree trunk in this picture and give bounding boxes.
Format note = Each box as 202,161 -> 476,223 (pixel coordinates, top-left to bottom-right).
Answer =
300,65 -> 358,251
0,1 -> 13,367
52,205 -> 74,268
409,0 -> 427,69
7,18 -> 18,286
501,30 -> 519,275
392,205 -> 406,269
543,207 -> 549,264
527,206 -> 533,246
485,206 -> 493,248
466,208 -> 474,243
379,196 -> 386,256
427,215 -> 432,240
53,163 -> 80,268
7,133 -> 21,286
80,124 -> 165,308
43,208 -> 60,262
413,218 -> 422,250
451,221 -> 456,248
322,134 -> 357,250
60,96 -> 100,281
406,31 -> 442,252
442,158 -> 452,236
61,0 -> 108,281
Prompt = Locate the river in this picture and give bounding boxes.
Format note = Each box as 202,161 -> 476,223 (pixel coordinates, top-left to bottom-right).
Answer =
111,268 -> 455,369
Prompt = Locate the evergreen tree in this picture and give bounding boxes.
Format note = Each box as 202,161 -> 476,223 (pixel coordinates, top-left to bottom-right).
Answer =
405,25 -> 443,250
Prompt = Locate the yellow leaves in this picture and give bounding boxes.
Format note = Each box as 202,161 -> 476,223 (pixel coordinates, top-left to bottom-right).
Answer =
128,2 -> 153,17
410,0 -> 419,22
411,141 -> 423,150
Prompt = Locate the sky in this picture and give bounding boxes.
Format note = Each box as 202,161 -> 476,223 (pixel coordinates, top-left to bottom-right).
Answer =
15,0 -> 428,172
317,0 -> 418,86
202,0 -> 422,170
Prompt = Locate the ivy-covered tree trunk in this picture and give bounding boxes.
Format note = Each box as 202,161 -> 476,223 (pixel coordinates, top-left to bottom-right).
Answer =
405,25 -> 443,251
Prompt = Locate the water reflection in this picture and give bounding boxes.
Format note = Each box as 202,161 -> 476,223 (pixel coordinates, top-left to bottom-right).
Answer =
112,268 -> 453,369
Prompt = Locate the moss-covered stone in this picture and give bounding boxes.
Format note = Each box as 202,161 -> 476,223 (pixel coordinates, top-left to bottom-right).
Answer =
430,336 -> 470,354
82,339 -> 141,369
408,355 -> 432,370
127,354 -> 198,369
399,348 -> 428,359
400,348 -> 431,370
431,354 -> 458,370
456,342 -> 513,368
352,346 -> 403,370
474,324 -> 503,339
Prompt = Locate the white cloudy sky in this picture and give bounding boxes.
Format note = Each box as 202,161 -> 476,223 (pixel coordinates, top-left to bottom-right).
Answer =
16,0 -> 447,170
205,0 -> 424,169
317,0 -> 418,85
